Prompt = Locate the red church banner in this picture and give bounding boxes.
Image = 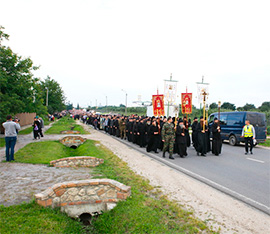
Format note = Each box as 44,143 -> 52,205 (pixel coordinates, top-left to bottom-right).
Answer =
181,93 -> 192,114
152,95 -> 165,116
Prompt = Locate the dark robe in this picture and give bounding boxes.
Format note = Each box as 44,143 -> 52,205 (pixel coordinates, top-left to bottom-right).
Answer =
184,120 -> 191,147
175,125 -> 187,157
191,121 -> 199,151
146,125 -> 159,153
212,123 -> 222,155
145,122 -> 151,145
196,123 -> 207,155
205,126 -> 211,152
132,121 -> 139,144
137,122 -> 146,147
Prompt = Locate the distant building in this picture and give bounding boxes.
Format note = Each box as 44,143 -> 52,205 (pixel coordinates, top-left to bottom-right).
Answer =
131,95 -> 152,107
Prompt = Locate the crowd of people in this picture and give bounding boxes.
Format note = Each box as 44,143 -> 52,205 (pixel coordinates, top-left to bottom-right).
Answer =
79,114 -> 223,159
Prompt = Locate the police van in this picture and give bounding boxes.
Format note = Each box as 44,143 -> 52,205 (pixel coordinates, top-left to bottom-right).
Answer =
208,111 -> 267,146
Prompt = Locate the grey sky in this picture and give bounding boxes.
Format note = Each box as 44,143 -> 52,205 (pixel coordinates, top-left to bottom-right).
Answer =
1,0 -> 269,108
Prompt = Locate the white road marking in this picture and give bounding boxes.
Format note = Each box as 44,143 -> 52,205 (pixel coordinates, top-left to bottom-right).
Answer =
246,158 -> 265,163
164,160 -> 270,212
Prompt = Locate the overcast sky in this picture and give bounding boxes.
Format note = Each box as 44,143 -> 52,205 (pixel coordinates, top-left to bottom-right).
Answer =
1,0 -> 269,108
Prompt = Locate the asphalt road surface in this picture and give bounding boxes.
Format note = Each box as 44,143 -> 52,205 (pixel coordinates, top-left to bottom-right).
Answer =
113,136 -> 270,215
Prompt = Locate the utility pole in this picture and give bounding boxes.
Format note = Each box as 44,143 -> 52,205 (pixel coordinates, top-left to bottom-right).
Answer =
121,89 -> 128,115
45,87 -> 49,107
106,96 -> 108,113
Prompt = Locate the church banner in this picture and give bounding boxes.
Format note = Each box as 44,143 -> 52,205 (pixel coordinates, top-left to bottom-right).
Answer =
164,80 -> 178,105
181,93 -> 192,114
152,95 -> 165,116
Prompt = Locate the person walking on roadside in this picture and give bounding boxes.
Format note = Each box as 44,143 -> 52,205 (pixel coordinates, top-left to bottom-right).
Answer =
241,120 -> 256,155
161,116 -> 175,159
196,116 -> 207,157
146,120 -> 159,153
38,117 -> 44,137
175,119 -> 187,158
2,115 -> 21,161
33,117 -> 41,139
212,118 -> 222,156
191,117 -> 199,151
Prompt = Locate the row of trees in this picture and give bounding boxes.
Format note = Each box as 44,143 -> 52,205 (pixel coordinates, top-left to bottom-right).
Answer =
0,26 -> 65,124
209,102 -> 270,112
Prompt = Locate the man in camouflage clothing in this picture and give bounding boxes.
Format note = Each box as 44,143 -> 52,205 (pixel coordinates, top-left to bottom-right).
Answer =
161,116 -> 175,159
119,116 -> 126,139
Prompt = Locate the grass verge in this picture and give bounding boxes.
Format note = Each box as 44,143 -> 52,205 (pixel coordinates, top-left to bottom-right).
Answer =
18,127 -> 33,135
0,138 -> 5,147
0,201 -> 86,234
259,138 -> 270,147
10,140 -> 216,233
45,117 -> 89,134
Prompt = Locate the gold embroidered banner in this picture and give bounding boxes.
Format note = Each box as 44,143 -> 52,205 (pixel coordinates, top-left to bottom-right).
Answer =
152,95 -> 165,116
181,93 -> 192,114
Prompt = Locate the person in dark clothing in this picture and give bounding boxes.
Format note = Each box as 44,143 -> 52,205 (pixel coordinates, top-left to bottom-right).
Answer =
33,117 -> 41,139
145,119 -> 151,145
137,119 -> 146,147
183,116 -> 191,147
212,118 -> 222,156
114,117 -> 120,137
128,118 -> 135,142
109,116 -> 114,135
196,116 -> 207,156
191,117 -> 199,151
157,117 -> 163,150
146,120 -> 159,153
205,129 -> 211,152
132,119 -> 139,144
175,119 -> 187,157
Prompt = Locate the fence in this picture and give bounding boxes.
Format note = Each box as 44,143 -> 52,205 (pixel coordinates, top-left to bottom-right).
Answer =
1,112 -> 36,134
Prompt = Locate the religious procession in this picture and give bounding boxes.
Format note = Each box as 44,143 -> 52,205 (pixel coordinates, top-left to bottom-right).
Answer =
83,113 -> 222,160
78,75 -> 222,159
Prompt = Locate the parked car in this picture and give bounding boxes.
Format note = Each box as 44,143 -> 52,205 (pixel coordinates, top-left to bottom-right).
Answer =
208,111 -> 267,146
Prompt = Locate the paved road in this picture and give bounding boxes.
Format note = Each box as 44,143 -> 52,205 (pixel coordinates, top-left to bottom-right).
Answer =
111,135 -> 270,215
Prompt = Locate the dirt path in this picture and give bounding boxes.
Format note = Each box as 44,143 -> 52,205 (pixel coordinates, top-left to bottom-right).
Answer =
0,123 -> 93,206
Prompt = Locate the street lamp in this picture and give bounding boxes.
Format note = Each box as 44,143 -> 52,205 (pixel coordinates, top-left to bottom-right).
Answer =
45,87 -> 49,107
121,89 -> 127,116
106,95 -> 108,113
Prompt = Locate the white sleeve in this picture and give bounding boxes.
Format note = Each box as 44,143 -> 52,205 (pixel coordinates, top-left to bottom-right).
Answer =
252,126 -> 256,138
241,127 -> 244,137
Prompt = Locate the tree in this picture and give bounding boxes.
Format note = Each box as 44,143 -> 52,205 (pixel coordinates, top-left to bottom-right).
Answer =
209,102 -> 218,109
259,102 -> 270,112
0,26 -> 46,124
40,76 -> 66,114
221,102 -> 236,110
66,102 -> 73,110
242,103 -> 256,111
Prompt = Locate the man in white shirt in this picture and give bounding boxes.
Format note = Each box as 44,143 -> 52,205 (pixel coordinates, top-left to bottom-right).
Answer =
2,115 -> 21,161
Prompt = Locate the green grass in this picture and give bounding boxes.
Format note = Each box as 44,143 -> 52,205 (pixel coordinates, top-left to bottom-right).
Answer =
0,138 -> 5,147
14,141 -> 71,164
259,138 -> 270,147
11,140 -> 215,233
18,126 -> 33,135
45,117 -> 89,134
0,201 -> 88,234
14,140 -> 103,164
